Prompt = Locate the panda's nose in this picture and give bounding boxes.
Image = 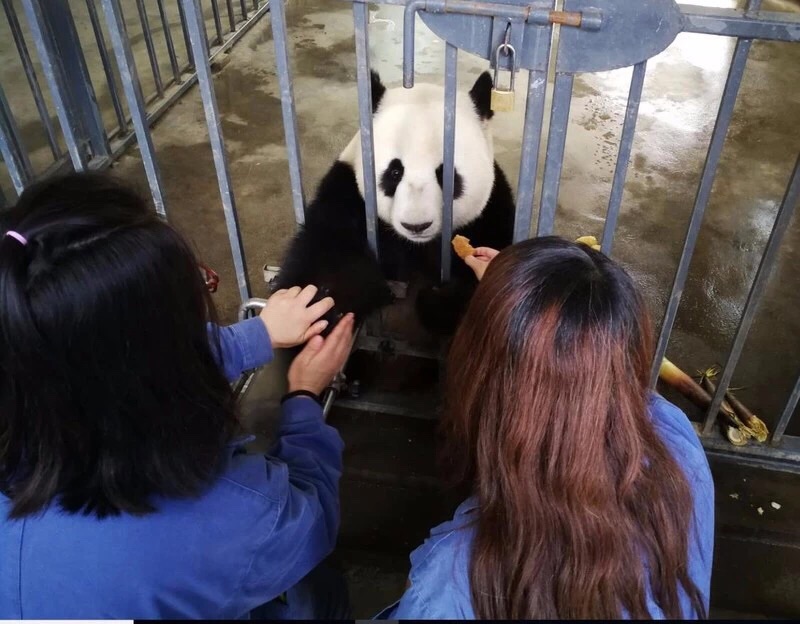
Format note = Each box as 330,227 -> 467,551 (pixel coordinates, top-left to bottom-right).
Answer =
401,221 -> 433,235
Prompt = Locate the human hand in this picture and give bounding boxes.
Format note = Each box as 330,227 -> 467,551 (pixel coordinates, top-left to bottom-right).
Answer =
260,285 -> 335,349
463,247 -> 500,281
287,313 -> 355,395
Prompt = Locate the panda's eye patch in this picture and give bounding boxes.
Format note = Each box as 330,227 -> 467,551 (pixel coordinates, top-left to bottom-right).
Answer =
435,164 -> 464,200
379,159 -> 405,197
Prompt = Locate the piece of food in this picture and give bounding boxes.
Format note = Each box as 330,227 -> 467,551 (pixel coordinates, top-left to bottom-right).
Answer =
575,235 -> 601,250
452,235 -> 476,259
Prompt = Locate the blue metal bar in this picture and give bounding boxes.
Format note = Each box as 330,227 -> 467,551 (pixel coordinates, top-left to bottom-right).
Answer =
136,0 -> 165,97
649,35 -> 753,385
3,0 -> 61,160
513,31 -> 552,243
353,0 -> 379,256
100,0 -> 167,217
176,0 -> 195,68
773,371 -> 800,446
682,5 -> 800,42
85,0 -> 128,134
601,60 -> 646,255
209,0 -> 225,45
440,43 -> 458,282
226,0 -> 237,32
157,0 -> 183,85
270,0 -> 306,225
0,84 -> 34,195
703,153 -> 800,434
537,72 -> 574,236
181,0 -> 251,302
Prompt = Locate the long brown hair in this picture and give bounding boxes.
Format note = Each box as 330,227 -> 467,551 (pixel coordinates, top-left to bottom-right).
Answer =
441,237 -> 706,619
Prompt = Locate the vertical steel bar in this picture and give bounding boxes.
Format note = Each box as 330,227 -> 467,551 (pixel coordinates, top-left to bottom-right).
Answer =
0,84 -> 34,195
702,153 -> 800,434
136,0 -> 165,97
100,0 -> 167,217
537,72 -> 574,236
226,0 -> 237,32
253,0 -> 259,9
601,60 -> 646,255
240,0 -> 248,20
773,371 -> 800,445
209,0 -> 224,44
181,0 -> 251,302
176,0 -> 195,68
20,0 -> 90,169
157,0 -> 183,85
270,0 -> 306,225
2,0 -> 61,160
353,1 -> 379,256
513,34 -> 552,243
649,37 -> 753,385
440,43 -> 458,282
85,0 -> 128,134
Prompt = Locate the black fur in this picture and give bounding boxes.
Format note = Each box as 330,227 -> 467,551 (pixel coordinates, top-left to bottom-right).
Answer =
469,72 -> 494,120
274,72 -> 514,335
371,70 -> 386,113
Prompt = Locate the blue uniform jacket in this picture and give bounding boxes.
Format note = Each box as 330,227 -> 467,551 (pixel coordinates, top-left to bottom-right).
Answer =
381,395 -> 715,620
0,317 -> 344,619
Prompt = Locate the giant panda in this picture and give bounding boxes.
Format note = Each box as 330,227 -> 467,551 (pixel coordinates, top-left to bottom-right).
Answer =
274,71 -> 515,335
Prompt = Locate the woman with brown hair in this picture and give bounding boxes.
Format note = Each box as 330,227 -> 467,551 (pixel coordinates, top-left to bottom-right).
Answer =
381,236 -> 714,619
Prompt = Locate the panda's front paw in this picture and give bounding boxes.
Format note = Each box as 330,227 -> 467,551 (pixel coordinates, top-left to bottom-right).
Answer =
415,284 -> 470,335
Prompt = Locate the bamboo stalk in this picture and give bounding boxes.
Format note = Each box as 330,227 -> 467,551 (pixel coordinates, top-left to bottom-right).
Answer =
726,389 -> 769,443
699,375 -> 751,446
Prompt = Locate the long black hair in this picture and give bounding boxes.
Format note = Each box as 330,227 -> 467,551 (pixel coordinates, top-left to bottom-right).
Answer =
0,172 -> 237,518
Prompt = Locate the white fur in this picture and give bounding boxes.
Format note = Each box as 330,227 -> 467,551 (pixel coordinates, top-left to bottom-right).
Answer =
339,82 -> 495,243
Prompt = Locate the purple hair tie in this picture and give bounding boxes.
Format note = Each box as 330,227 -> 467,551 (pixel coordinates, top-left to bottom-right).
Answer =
4,231 -> 28,246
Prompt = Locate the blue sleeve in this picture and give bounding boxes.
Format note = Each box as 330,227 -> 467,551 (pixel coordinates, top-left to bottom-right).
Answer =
242,397 -> 344,601
208,317 -> 274,382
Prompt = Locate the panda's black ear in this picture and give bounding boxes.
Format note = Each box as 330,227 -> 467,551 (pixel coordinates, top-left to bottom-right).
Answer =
371,70 -> 386,114
469,71 -> 494,120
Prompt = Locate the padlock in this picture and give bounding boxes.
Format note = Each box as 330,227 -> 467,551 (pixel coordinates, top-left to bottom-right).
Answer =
491,41 -> 516,112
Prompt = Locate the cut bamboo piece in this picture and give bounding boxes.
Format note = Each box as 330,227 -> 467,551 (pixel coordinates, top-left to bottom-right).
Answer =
726,389 -> 769,443
700,375 -> 752,446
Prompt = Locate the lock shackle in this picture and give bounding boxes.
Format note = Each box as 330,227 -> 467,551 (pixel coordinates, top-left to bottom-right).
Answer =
492,42 -> 516,92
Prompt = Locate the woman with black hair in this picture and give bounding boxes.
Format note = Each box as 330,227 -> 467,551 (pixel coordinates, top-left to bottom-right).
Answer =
0,173 -> 353,619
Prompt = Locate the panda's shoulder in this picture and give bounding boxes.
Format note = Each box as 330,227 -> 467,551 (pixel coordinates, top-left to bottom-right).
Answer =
306,160 -> 365,225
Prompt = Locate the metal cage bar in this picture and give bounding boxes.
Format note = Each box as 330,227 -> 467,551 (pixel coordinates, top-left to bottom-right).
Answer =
240,0 -> 249,21
702,153 -> 800,434
181,0 -> 251,302
649,36 -> 753,385
537,72 -> 574,236
176,0 -> 195,68
2,0 -> 61,160
353,1 -> 380,256
85,0 -> 128,134
226,0 -> 237,32
0,84 -> 34,195
210,0 -> 225,45
135,0 -> 165,98
270,0 -> 307,225
773,371 -> 800,446
513,35 -> 553,243
601,60 -> 646,255
157,0 -> 183,85
101,0 -> 167,217
440,43 -> 458,283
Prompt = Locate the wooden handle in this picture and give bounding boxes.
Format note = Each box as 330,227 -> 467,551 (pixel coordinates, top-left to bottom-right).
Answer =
549,10 -> 582,27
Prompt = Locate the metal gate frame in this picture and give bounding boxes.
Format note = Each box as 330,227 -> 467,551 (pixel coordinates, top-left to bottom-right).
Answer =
3,0 -> 800,473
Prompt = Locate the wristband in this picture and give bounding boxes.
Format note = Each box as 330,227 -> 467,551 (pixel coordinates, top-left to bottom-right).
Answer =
281,390 -> 322,406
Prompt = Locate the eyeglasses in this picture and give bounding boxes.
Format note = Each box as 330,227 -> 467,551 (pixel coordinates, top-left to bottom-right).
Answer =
199,263 -> 219,293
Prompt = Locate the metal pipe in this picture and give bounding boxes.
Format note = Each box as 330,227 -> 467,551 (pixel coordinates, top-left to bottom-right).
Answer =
135,0 -> 165,98
240,0 -> 248,20
100,0 -> 168,217
270,0 -> 306,225
649,36 -> 753,385
537,72 -> 574,236
353,1 -> 380,256
682,5 -> 800,42
157,0 -> 183,85
176,0 -> 195,68
0,84 -> 34,195
513,26 -> 553,243
773,371 -> 800,446
84,0 -> 128,134
181,0 -> 251,303
601,60 -> 646,254
3,0 -> 61,160
226,0 -> 237,32
440,42 -> 458,282
209,0 -> 224,45
702,153 -> 800,434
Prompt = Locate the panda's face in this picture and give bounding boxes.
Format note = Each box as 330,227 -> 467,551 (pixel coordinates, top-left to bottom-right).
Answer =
341,76 -> 496,244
